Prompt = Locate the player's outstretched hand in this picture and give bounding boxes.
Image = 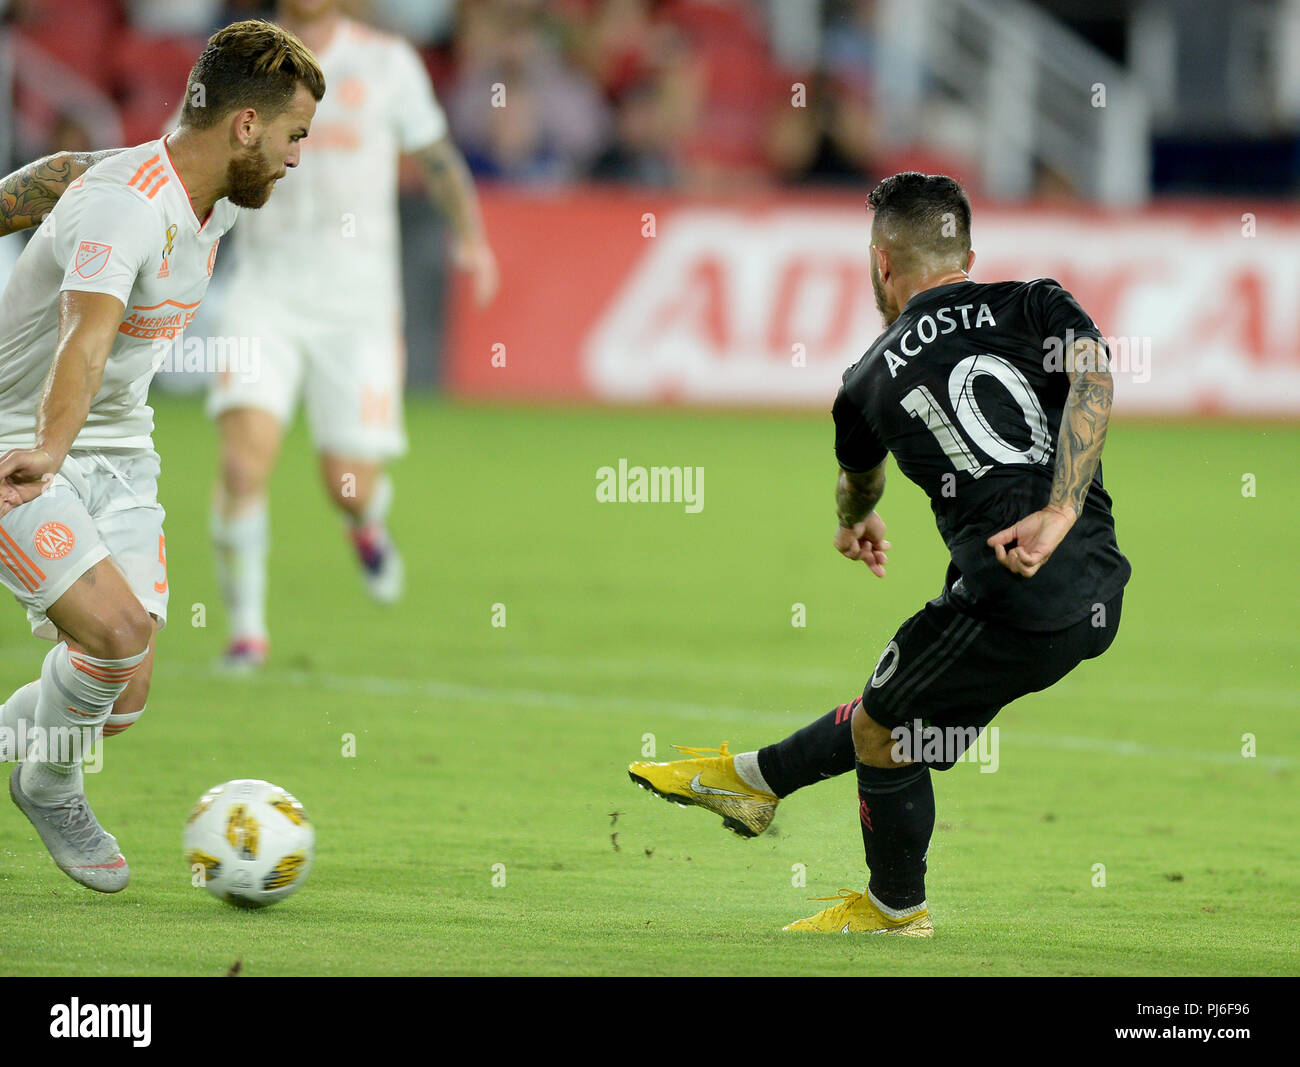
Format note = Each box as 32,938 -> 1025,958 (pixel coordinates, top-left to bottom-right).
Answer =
455,236 -> 499,308
987,505 -> 1077,577
835,513 -> 891,578
0,447 -> 58,518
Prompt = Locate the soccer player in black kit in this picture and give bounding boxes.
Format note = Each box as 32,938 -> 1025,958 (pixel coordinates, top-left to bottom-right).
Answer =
628,172 -> 1131,934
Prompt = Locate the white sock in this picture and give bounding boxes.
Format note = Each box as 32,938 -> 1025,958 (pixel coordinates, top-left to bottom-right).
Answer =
0,679 -> 39,762
103,706 -> 145,738
867,886 -> 928,919
21,643 -> 146,802
732,751 -> 775,795
354,474 -> 393,529
212,501 -> 269,641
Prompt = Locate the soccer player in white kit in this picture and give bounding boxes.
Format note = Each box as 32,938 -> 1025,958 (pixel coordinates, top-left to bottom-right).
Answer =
209,0 -> 498,669
0,22 -> 323,892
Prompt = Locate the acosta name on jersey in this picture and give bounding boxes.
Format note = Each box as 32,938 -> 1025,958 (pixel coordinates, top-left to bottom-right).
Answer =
881,302 -> 997,379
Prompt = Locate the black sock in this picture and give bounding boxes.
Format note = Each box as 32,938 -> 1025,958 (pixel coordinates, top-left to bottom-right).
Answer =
756,698 -> 859,798
856,761 -> 934,912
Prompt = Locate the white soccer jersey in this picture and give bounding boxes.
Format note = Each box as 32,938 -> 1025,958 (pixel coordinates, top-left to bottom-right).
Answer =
0,137 -> 238,450
223,18 -> 447,318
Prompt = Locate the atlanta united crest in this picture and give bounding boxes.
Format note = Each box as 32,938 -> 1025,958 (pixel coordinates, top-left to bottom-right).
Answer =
34,521 -> 75,560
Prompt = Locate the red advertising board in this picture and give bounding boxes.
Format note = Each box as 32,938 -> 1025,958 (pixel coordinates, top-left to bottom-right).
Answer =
447,187 -> 1300,416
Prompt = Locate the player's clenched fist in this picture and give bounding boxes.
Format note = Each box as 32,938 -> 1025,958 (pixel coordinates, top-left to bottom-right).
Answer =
835,513 -> 891,578
0,447 -> 59,515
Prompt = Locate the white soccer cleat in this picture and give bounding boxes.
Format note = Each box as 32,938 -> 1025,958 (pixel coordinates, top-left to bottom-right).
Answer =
366,542 -> 404,604
10,765 -> 130,893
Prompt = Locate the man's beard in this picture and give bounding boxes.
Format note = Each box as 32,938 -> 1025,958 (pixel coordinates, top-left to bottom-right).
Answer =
871,258 -> 897,326
226,139 -> 281,208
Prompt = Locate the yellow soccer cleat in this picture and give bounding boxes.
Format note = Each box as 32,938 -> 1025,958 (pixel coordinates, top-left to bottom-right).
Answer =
782,889 -> 934,936
627,742 -> 778,839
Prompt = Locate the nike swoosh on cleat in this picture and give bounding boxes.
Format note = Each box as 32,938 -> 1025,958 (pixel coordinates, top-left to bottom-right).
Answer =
689,774 -> 749,798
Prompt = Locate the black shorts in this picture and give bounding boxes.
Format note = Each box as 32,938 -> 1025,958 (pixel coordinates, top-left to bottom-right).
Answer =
861,591 -> 1123,769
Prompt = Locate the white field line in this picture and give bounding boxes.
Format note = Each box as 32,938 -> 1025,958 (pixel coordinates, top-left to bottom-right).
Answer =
442,651 -> 1300,709
3,644 -> 1292,705
175,662 -> 1295,771
0,646 -> 1289,769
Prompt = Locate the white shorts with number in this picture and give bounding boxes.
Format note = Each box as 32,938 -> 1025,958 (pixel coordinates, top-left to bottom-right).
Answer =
0,449 -> 168,641
206,294 -> 408,461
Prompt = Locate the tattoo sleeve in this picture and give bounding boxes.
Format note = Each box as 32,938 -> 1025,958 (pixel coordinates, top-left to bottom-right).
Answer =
415,138 -> 486,243
1048,338 -> 1113,517
0,149 -> 125,236
836,463 -> 886,527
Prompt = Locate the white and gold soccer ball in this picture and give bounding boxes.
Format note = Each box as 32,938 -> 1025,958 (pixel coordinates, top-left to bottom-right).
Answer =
183,779 -> 314,908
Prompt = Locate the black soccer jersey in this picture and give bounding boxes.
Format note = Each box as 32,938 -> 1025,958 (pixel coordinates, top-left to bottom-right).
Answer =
833,278 -> 1131,631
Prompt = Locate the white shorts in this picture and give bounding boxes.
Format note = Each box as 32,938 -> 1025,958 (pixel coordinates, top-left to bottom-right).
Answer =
0,450 -> 168,641
206,294 -> 408,461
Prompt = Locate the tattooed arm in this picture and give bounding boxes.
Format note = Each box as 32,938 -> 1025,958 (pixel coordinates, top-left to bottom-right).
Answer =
413,137 -> 498,307
836,463 -> 886,527
0,149 -> 125,237
988,337 -> 1113,577
834,461 -> 892,578
1049,338 -> 1113,517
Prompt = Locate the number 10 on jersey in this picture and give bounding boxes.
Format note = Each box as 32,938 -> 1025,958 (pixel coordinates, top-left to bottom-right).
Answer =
901,354 -> 1054,479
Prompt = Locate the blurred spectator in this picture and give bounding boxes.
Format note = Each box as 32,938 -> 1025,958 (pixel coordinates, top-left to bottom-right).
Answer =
365,0 -> 455,45
766,70 -> 882,186
588,76 -> 677,186
0,0 -> 956,194
573,0 -> 655,101
582,13 -> 704,187
816,0 -> 978,193
657,0 -> 780,192
461,79 -> 569,182
448,0 -> 610,183
821,0 -> 878,87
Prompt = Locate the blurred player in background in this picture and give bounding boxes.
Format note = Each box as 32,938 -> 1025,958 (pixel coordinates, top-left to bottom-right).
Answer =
210,0 -> 498,670
0,22 -> 322,891
629,173 -> 1130,935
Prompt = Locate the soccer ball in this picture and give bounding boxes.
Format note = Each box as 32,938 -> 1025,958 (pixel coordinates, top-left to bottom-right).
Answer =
183,779 -> 314,909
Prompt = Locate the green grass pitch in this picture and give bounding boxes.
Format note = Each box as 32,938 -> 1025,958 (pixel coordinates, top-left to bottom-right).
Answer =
0,395 -> 1295,976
